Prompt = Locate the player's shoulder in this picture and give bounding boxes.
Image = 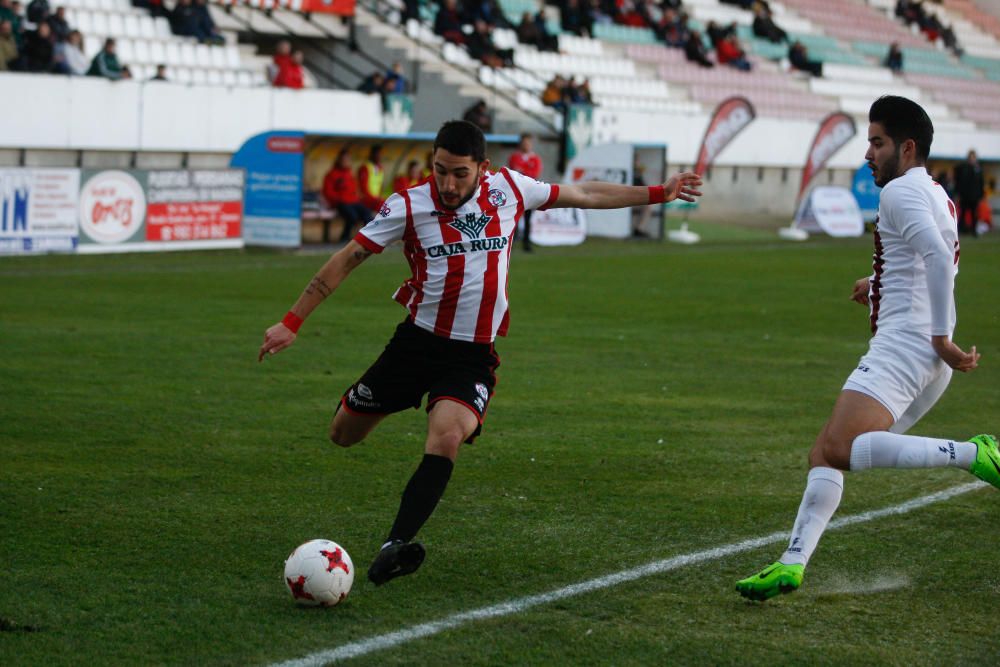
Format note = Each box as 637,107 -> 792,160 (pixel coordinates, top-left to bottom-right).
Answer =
881,170 -> 931,205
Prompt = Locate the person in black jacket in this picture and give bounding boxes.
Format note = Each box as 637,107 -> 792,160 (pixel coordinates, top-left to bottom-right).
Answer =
953,150 -> 984,235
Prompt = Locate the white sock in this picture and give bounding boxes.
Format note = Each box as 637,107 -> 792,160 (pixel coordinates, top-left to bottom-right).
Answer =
780,467 -> 844,567
849,432 -> 976,471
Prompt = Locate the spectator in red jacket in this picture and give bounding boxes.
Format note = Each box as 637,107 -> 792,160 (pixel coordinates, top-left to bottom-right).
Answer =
507,133 -> 543,251
393,159 -> 423,193
322,150 -> 373,243
273,48 -> 305,89
716,34 -> 751,71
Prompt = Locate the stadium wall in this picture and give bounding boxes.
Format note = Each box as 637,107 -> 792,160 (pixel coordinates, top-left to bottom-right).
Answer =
0,73 -> 381,153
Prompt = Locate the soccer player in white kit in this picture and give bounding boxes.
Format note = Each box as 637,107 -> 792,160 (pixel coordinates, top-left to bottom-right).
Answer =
259,121 -> 703,586
736,96 -> 1000,601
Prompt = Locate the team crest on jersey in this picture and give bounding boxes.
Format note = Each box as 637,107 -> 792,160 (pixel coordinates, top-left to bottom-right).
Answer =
487,188 -> 507,207
379,203 -> 391,217
449,212 -> 493,239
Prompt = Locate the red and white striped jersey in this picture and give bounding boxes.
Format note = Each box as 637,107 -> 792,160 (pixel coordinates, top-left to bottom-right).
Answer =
869,167 -> 959,336
354,168 -> 559,343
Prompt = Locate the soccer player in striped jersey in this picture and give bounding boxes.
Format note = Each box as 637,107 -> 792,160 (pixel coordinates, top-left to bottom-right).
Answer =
736,96 -> 998,601
259,120 -> 703,586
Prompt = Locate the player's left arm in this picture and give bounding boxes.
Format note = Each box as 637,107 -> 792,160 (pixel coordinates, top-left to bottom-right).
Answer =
550,171 -> 703,209
894,187 -> 980,372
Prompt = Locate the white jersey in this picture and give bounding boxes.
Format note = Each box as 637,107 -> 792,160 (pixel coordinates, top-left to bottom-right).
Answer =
870,167 -> 959,336
354,168 -> 559,343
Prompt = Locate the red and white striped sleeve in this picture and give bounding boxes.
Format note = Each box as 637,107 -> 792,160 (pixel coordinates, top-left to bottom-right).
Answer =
353,192 -> 406,253
503,167 -> 559,211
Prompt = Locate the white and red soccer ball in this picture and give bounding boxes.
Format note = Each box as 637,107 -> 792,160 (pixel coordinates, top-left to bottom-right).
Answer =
284,539 -> 354,607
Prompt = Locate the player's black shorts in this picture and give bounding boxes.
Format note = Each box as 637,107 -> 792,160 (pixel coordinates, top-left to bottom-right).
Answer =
340,318 -> 500,442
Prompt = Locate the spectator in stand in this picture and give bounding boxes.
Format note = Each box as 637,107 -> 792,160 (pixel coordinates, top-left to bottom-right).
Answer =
322,149 -> 372,244
193,0 -> 225,45
560,0 -> 592,36
954,149 -> 984,236
884,42 -> 903,72
53,29 -> 87,74
467,18 -> 512,68
89,38 -> 122,79
170,0 -> 200,38
656,8 -> 689,48
462,98 -> 493,133
0,19 -> 16,71
433,0 -> 465,45
393,159 -> 423,193
25,0 -> 48,24
47,6 -> 69,42
507,133 -> 543,251
22,20 -> 54,72
268,39 -> 290,84
684,29 -> 713,67
716,33 -> 751,71
752,3 -> 786,43
150,63 -> 168,80
0,0 -> 23,52
535,9 -> 561,50
273,48 -> 305,88
358,70 -> 384,94
705,20 -> 734,47
788,40 -> 822,77
402,0 -> 418,22
568,76 -> 593,104
541,74 -> 569,111
463,0 -> 511,29
384,61 -> 407,93
517,10 -> 558,51
357,144 -> 385,214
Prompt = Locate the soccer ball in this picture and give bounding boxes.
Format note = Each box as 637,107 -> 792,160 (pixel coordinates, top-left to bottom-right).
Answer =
283,539 -> 354,607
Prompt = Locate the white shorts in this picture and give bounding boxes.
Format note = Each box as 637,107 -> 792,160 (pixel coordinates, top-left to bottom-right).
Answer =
843,329 -> 952,432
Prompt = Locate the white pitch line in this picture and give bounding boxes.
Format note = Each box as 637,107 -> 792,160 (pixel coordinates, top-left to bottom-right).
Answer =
273,481 -> 986,667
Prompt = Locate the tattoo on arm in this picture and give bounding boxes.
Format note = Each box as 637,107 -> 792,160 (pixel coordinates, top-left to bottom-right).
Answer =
352,249 -> 373,263
305,276 -> 333,298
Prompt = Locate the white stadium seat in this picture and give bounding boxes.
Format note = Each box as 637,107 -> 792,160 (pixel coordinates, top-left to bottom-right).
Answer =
138,16 -> 156,39
132,39 -> 150,65
148,40 -> 166,66
107,13 -> 124,37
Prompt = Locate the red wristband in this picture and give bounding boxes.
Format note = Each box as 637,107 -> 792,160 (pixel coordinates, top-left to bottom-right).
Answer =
282,311 -> 303,334
648,185 -> 666,205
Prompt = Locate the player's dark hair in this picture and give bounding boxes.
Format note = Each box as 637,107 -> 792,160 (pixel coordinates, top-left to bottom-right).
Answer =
434,120 -> 487,163
868,95 -> 933,162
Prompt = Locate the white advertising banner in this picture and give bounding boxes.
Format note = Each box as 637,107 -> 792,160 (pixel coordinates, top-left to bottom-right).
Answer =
529,208 -> 586,246
0,168 -> 80,255
564,143 -> 632,238
794,186 -> 865,237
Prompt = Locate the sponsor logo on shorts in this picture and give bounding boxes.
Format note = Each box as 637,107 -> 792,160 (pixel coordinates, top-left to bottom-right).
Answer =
348,388 -> 379,409
358,383 -> 374,400
474,383 -> 489,399
488,188 -> 507,207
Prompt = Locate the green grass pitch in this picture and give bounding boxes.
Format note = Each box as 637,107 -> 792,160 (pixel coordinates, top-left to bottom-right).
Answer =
2,228 -> 999,665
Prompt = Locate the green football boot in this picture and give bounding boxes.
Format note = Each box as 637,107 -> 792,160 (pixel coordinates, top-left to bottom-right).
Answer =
736,561 -> 804,601
969,434 -> 1000,490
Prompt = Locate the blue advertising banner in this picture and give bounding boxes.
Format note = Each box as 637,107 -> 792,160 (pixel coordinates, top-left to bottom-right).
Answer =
0,168 -> 80,255
852,163 -> 881,222
231,131 -> 305,248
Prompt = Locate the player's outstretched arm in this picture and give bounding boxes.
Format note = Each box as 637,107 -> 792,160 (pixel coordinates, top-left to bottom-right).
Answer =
931,336 -> 980,372
258,240 -> 373,362
550,171 -> 703,209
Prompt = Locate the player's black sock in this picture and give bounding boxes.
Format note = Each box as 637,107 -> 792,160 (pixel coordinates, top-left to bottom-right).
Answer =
387,454 -> 454,543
